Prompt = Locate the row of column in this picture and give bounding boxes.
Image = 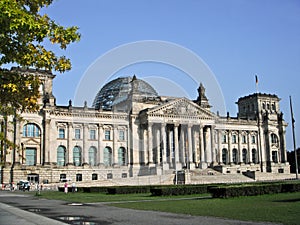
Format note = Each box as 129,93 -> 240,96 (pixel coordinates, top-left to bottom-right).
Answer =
143,122 -> 215,169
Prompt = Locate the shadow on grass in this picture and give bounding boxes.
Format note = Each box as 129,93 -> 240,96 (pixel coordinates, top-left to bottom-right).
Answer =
273,198 -> 300,203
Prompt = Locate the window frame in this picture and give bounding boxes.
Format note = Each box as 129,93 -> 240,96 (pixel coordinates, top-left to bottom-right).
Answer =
89,129 -> 96,140
58,128 -> 65,139
23,123 -> 40,138
119,130 -> 125,141
75,128 -> 81,140
104,130 -> 111,140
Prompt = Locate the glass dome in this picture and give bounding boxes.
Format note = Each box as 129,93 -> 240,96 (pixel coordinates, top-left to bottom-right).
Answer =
92,76 -> 158,110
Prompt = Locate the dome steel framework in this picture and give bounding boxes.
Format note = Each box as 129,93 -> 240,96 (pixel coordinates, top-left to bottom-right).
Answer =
92,76 -> 158,109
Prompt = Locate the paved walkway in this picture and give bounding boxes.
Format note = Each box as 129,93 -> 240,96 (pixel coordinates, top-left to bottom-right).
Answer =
0,191 -> 282,225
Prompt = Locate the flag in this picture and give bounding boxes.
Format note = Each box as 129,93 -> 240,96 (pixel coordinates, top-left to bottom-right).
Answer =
255,75 -> 258,84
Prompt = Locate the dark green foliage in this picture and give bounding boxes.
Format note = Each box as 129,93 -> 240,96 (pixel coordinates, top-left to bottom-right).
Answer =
107,186 -> 151,194
210,181 -> 300,198
150,185 -> 208,196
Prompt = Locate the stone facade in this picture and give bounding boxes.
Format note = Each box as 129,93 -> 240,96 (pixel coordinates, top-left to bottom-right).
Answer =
0,69 -> 290,185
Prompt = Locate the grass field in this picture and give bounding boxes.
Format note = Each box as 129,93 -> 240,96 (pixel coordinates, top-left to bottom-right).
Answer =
34,191 -> 300,225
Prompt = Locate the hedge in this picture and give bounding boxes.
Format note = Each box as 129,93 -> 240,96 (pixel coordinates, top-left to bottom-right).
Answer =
150,185 -> 208,196
210,182 -> 300,198
107,186 -> 152,194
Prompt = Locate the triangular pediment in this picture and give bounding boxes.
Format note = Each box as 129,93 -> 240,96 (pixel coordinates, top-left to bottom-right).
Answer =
23,138 -> 40,145
147,98 -> 215,119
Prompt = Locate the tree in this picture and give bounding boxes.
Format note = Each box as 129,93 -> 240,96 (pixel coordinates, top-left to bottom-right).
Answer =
0,0 -> 80,112
0,0 -> 80,164
0,0 -> 80,111
287,148 -> 300,173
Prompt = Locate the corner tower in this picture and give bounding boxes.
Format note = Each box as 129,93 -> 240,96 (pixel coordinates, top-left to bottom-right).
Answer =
237,93 -> 289,173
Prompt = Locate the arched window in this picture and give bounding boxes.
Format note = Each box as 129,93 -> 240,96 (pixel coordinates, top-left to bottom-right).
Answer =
88,146 -> 97,166
242,148 -> 247,163
104,147 -> 112,166
271,133 -> 278,144
23,123 -> 40,137
57,145 -> 66,166
73,146 -> 82,166
232,149 -> 238,164
118,147 -> 126,166
222,148 -> 228,164
252,149 -> 257,164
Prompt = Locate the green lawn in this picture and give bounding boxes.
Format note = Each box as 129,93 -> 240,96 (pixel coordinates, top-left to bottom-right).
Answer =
112,192 -> 300,225
34,191 -> 300,225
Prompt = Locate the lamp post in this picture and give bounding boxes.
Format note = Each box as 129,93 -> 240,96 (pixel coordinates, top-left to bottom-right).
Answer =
290,96 -> 298,179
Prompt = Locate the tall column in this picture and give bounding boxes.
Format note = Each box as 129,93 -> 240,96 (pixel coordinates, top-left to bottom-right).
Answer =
218,130 -> 223,164
217,130 -> 222,164
199,125 -> 206,168
142,126 -> 147,165
148,123 -> 153,165
228,131 -> 232,164
174,124 -> 179,162
248,132 -> 252,163
156,126 -> 161,164
161,123 -> 169,170
14,117 -> 20,164
238,131 -> 243,164
67,122 -> 73,165
83,124 -> 89,165
205,126 -> 212,165
279,130 -> 287,163
187,124 -> 194,169
193,127 -> 199,166
258,126 -> 266,172
174,124 -> 182,170
210,126 -> 216,165
180,126 -> 185,165
98,124 -> 104,166
43,119 -> 51,164
113,125 -> 118,166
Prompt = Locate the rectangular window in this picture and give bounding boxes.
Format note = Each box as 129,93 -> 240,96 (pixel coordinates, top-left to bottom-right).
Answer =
59,128 -> 65,139
232,134 -> 237,143
272,151 -> 278,163
92,173 -> 98,180
119,130 -> 125,141
251,136 -> 256,144
25,148 -> 36,166
105,130 -> 111,140
76,174 -> 82,182
75,128 -> 81,139
242,135 -> 247,144
222,134 -> 227,143
89,129 -> 96,140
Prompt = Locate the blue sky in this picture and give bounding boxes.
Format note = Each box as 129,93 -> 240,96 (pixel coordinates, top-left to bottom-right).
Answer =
41,0 -> 300,150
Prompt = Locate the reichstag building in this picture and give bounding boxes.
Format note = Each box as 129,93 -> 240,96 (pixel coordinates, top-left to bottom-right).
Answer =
0,68 -> 290,185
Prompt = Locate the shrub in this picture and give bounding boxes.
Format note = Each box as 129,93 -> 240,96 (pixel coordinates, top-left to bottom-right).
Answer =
210,182 -> 300,198
107,186 -> 151,194
150,185 -> 208,196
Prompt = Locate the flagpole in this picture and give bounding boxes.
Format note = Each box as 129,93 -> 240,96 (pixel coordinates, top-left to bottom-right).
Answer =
290,95 -> 299,179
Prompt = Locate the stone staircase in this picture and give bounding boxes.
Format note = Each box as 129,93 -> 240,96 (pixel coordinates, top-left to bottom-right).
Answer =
51,169 -> 296,189
252,172 -> 296,182
188,169 -> 254,184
